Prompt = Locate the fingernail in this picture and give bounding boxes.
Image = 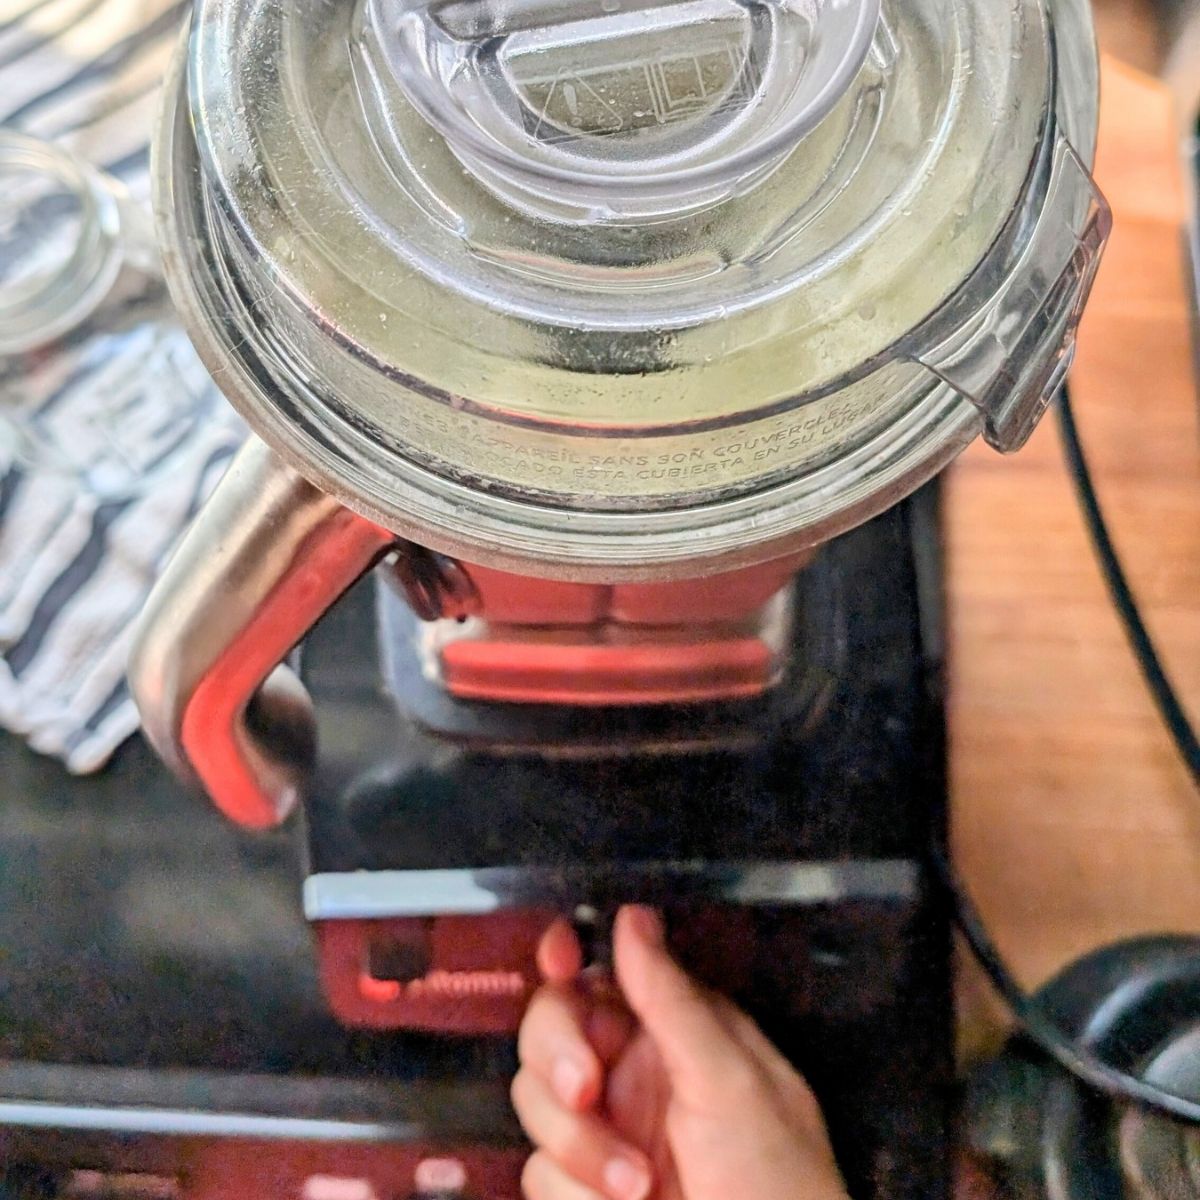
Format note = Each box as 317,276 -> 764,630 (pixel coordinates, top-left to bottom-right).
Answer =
624,905 -> 663,947
551,1056 -> 588,1107
604,1156 -> 651,1200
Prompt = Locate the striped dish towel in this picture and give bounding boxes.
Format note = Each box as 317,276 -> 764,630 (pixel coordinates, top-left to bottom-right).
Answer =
0,0 -> 245,773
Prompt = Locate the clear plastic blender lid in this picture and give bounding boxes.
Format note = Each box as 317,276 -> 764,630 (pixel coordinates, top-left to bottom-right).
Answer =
371,0 -> 883,219
175,0 -> 1103,546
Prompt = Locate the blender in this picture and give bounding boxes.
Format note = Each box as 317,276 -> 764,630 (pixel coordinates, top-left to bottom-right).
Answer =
126,1 -> 1110,1194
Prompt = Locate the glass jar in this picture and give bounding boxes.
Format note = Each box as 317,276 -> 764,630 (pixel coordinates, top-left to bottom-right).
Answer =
0,130 -> 217,498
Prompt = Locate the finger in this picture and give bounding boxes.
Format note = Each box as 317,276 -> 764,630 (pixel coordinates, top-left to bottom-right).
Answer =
585,1000 -> 636,1069
511,1069 -> 654,1200
612,906 -> 754,1106
709,996 -> 833,1143
704,998 -> 841,1177
576,967 -> 637,1067
538,919 -> 584,985
521,1151 -> 606,1200
519,986 -> 603,1111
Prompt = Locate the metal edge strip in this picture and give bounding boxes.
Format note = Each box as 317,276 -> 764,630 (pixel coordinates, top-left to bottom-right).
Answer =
302,860 -> 920,920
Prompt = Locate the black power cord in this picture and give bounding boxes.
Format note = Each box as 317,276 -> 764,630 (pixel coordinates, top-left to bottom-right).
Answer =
936,846 -> 1200,1124
1059,385 -> 1200,788
938,380 -> 1200,1125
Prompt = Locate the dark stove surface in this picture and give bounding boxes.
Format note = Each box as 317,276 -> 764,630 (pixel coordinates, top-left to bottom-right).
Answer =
0,488 -> 950,1200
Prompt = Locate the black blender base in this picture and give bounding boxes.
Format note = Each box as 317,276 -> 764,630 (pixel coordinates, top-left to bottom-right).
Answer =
299,485 -> 953,1200
0,488 -> 951,1200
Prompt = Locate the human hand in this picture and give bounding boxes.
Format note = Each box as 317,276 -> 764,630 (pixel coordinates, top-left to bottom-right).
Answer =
511,905 -> 851,1200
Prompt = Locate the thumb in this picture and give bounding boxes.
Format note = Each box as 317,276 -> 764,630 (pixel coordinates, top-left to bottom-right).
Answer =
613,905 -> 751,1108
537,917 -> 584,985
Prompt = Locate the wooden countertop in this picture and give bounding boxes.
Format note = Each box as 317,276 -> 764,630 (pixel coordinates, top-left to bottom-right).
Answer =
949,56 -> 1200,1051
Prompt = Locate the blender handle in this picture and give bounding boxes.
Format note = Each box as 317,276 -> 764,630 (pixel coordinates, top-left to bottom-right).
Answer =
128,437 -> 396,829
